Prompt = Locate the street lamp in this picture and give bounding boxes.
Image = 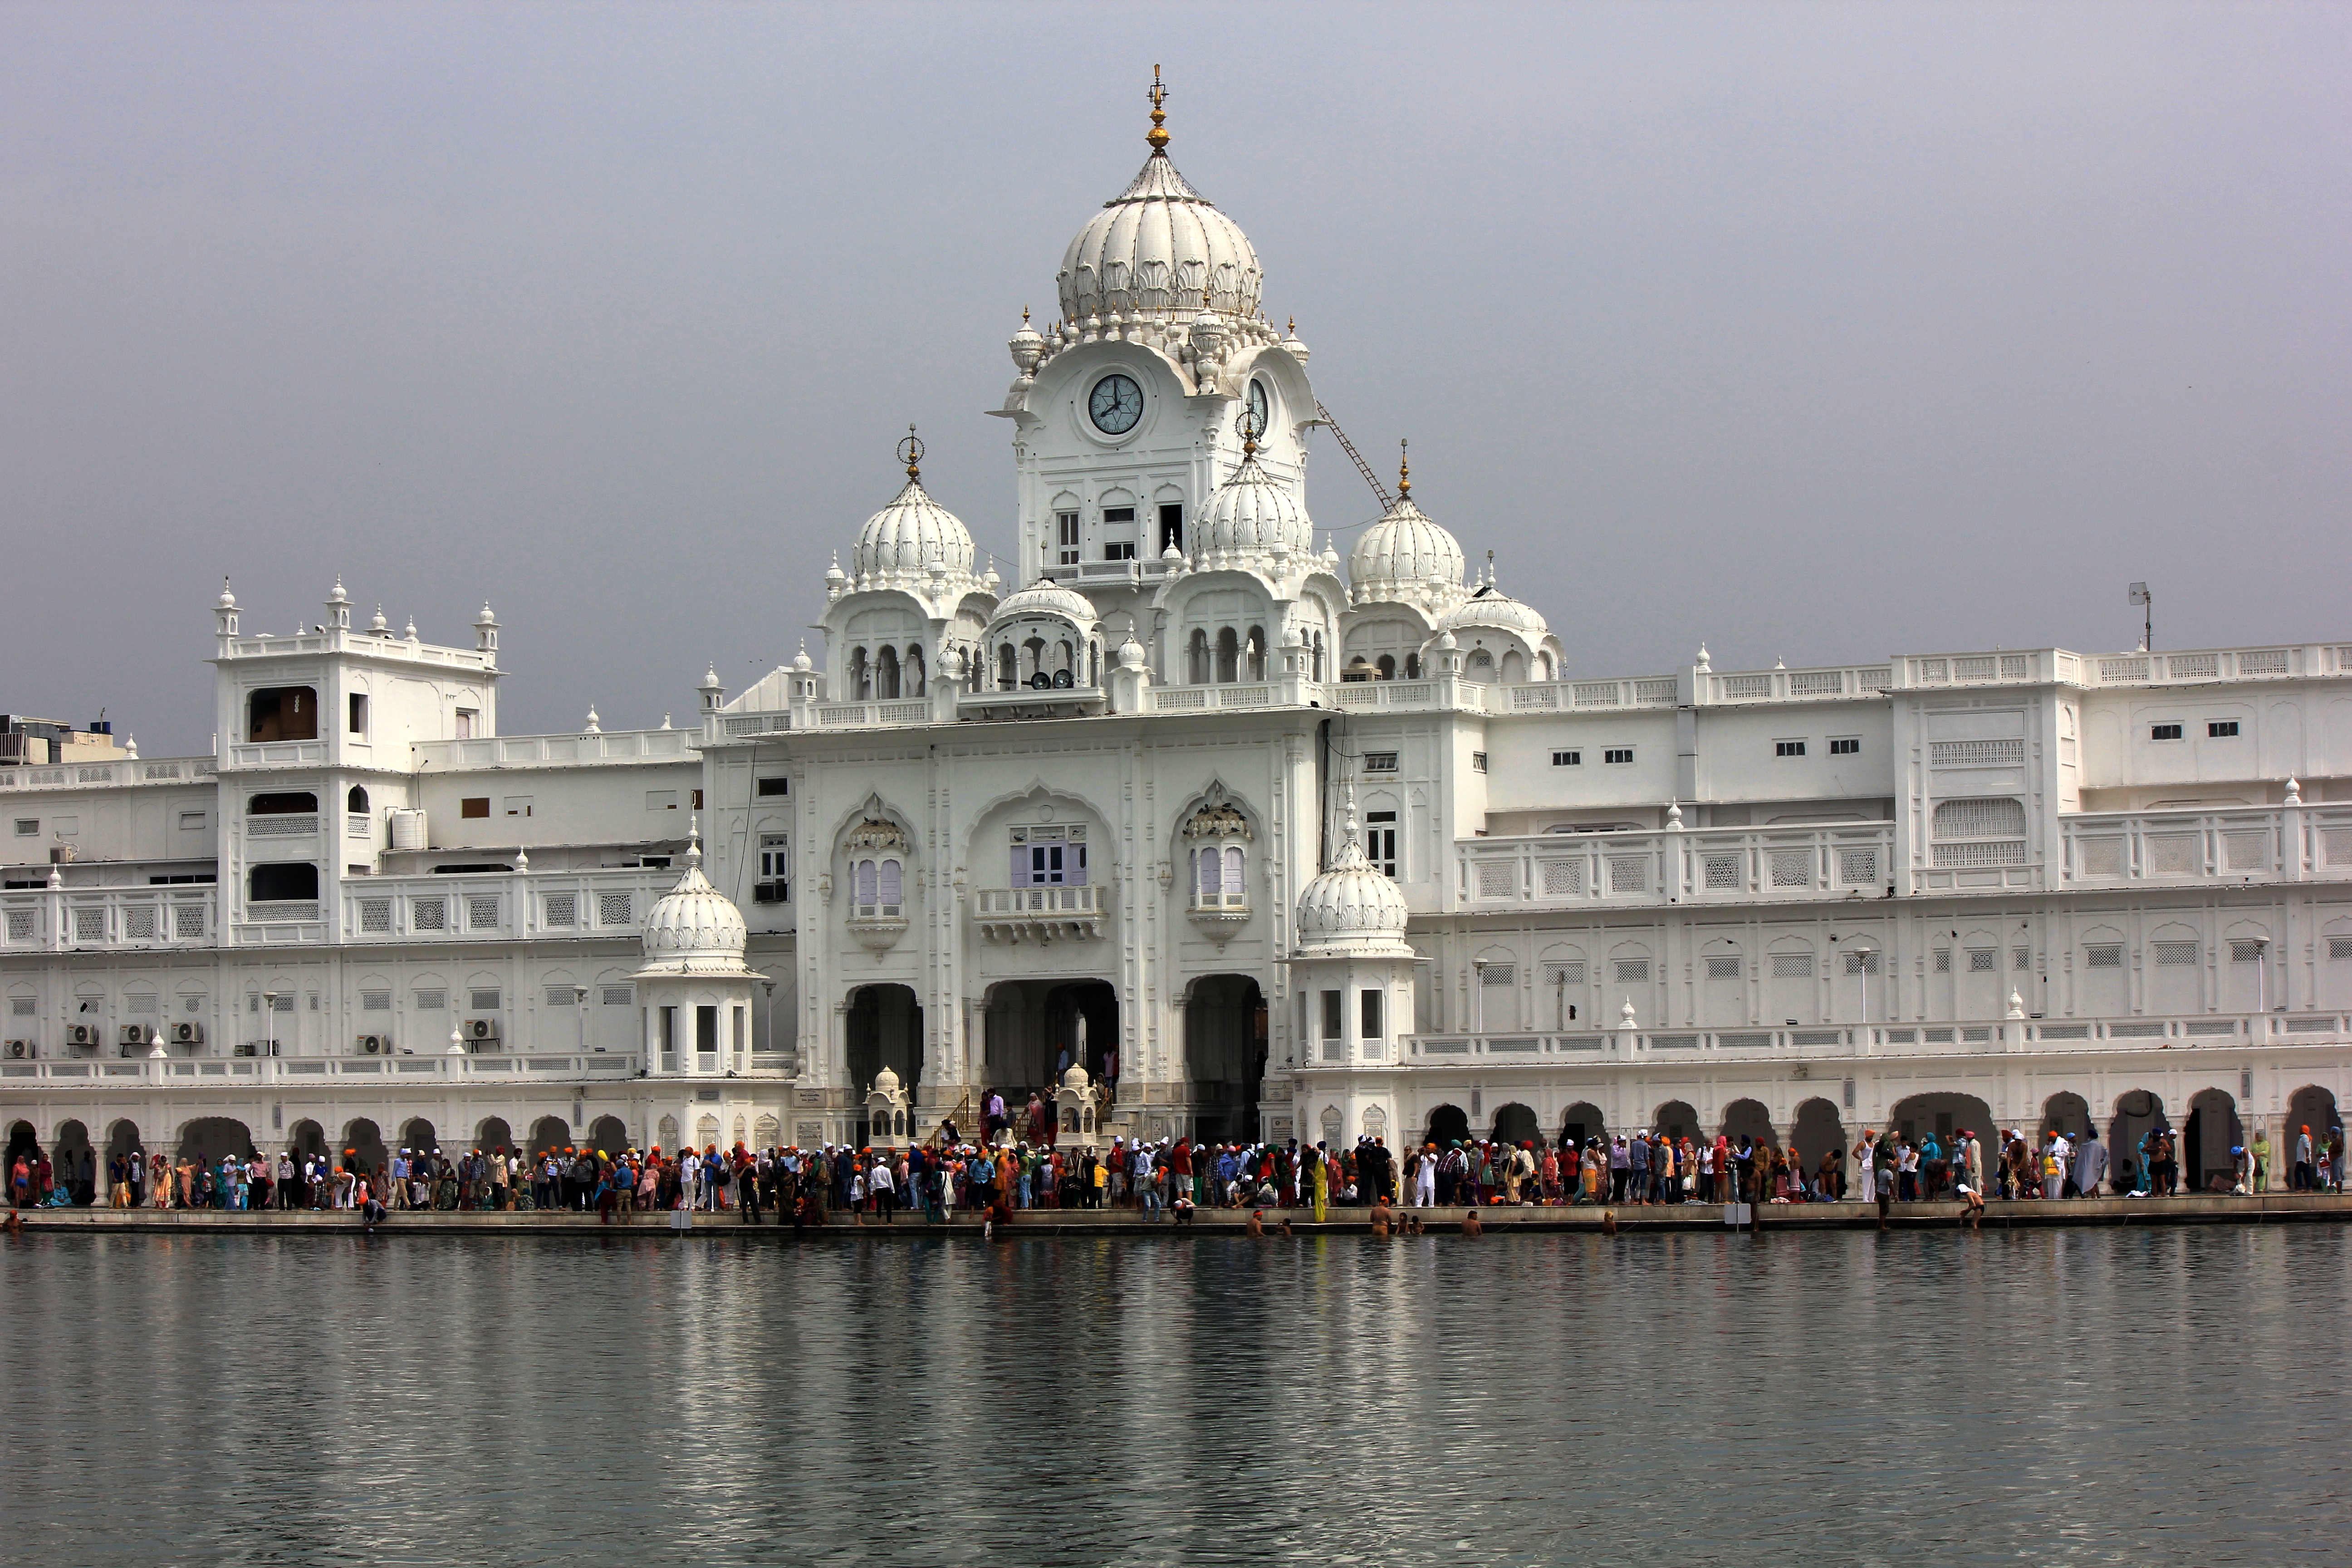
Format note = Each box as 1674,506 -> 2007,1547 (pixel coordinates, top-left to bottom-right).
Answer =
262,991 -> 279,1059
575,986 -> 590,1057
761,978 -> 778,1071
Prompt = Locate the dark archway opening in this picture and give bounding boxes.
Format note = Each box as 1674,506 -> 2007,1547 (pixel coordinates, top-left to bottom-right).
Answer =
343,1119 -> 387,1178
1558,1101 -> 1606,1152
177,1117 -> 255,1166
2287,1086 -> 2341,1190
589,1115 -> 630,1156
2183,1090 -> 2244,1193
1425,1103 -> 1470,1148
2108,1090 -> 2169,1194
847,983 -> 925,1110
1652,1100 -> 1700,1143
287,1120 -> 328,1161
983,978 -> 1117,1104
476,1117 -> 514,1157
528,1115 -> 571,1158
401,1117 -> 439,1158
1490,1102 -> 1540,1148
1720,1098 -> 1780,1149
50,1120 -> 92,1204
1184,975 -> 1266,1144
2040,1092 -> 2093,1142
1792,1098 -> 1847,1194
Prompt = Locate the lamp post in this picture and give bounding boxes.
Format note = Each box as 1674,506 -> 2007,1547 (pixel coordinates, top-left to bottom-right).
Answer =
761,979 -> 777,1072
575,986 -> 590,1057
262,991 -> 279,1059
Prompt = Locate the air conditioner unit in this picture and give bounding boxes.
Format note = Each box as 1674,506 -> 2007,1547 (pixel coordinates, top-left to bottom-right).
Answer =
172,1021 -> 204,1046
120,1025 -> 147,1049
66,1023 -> 101,1049
356,1034 -> 386,1055
466,1018 -> 498,1043
5,1039 -> 30,1060
234,1041 -> 258,1058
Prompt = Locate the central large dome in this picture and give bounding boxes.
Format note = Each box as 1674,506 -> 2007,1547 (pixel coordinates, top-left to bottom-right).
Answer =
1057,152 -> 1263,324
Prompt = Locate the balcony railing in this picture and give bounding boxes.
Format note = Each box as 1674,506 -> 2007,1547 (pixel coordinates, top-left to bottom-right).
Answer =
972,884 -> 1105,942
1387,1010 -> 2351,1068
0,755 -> 216,791
0,1052 -> 657,1087
0,888 -> 216,951
1459,823 -> 1896,909
340,867 -> 673,942
2061,804 -> 2352,884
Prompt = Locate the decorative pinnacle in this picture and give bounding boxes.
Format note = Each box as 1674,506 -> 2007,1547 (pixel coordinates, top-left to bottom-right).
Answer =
1235,404 -> 1262,455
1147,64 -> 1169,153
687,813 -> 702,866
1398,438 -> 1411,498
897,423 -> 923,482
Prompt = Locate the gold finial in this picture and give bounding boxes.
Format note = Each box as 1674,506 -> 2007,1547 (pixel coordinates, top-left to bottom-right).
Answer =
1147,64 -> 1169,153
1021,305 -> 1030,325
1286,315 -> 1296,336
897,423 -> 924,482
1398,438 -> 1410,498
1235,405 -> 1262,456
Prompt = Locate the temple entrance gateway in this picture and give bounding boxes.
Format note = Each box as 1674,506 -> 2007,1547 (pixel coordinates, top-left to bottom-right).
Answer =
1184,975 -> 1266,1143
846,984 -> 924,1106
982,979 -> 1117,1102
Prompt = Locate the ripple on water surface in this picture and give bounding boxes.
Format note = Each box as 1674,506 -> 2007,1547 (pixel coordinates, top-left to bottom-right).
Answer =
2,1225 -> 2346,1565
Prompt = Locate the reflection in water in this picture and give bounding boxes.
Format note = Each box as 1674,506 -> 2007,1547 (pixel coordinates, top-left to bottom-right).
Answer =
2,1227 -> 2346,1564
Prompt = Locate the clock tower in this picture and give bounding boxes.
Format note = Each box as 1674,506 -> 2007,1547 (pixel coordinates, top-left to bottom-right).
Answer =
990,69 -> 1319,667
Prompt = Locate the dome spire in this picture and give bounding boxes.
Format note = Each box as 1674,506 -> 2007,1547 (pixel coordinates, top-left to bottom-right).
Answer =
1146,64 -> 1169,154
686,813 -> 702,868
1397,438 -> 1411,499
897,424 -> 923,484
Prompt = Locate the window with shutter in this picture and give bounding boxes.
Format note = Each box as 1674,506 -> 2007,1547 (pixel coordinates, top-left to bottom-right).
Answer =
877,859 -> 902,906
1223,846 -> 1245,898
855,860 -> 877,904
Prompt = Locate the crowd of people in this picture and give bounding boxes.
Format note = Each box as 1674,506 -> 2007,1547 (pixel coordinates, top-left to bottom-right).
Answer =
9,1119 -> 2348,1220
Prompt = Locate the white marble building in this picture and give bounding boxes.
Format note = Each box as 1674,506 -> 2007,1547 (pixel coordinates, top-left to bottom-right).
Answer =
6,95 -> 2352,1192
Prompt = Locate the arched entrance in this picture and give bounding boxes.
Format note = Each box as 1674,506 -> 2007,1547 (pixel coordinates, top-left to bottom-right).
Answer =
983,978 -> 1117,1099
528,1115 -> 570,1157
105,1120 -> 142,1201
588,1115 -> 630,1156
1652,1100 -> 1700,1142
2040,1092 -> 2093,1141
847,983 -> 924,1105
1719,1098 -> 1778,1148
1791,1098 -> 1846,1191
177,1117 -> 255,1166
287,1119 -> 327,1161
1490,1102 -> 1540,1148
2287,1086 -> 2339,1189
1185,975 -> 1266,1143
1425,1103 -> 1470,1147
1558,1101 -> 1606,1152
51,1121 -> 92,1204
400,1117 -> 438,1157
343,1119 -> 387,1177
2182,1089 -> 2244,1193
2109,1090 -> 2170,1193
1889,1092 -> 1993,1153
476,1117 -> 514,1156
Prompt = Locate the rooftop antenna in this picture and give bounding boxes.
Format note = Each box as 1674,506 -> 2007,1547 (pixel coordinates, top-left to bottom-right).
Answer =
2128,581 -> 2152,652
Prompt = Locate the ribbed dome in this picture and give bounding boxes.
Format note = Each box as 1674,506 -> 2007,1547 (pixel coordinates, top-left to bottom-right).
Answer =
1296,821 -> 1411,953
638,833 -> 750,973
853,479 -> 975,579
989,578 -> 1099,627
1058,153 -> 1262,324
1440,584 -> 1551,639
1350,495 -> 1465,599
1198,452 -> 1313,562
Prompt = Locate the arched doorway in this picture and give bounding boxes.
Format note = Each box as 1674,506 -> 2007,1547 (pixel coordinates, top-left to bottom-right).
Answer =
1425,1103 -> 1470,1148
1490,1102 -> 1540,1148
847,983 -> 924,1105
343,1119 -> 387,1178
476,1117 -> 514,1157
2287,1086 -> 2340,1190
528,1115 -> 570,1157
589,1115 -> 630,1156
2183,1089 -> 2244,1193
2109,1089 -> 2169,1193
1652,1100 -> 1700,1142
1719,1098 -> 1778,1148
1889,1092 -> 1993,1154
1185,975 -> 1266,1143
105,1120 -> 142,1202
2040,1092 -> 2093,1141
51,1121 -> 92,1204
286,1119 -> 327,1160
401,1117 -> 438,1157
1791,1098 -> 1846,1191
1558,1101 -> 1606,1152
983,979 -> 1117,1100
177,1117 -> 255,1166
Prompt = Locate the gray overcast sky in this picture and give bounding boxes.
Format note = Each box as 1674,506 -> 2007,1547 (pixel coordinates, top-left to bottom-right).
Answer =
2,2 -> 2345,755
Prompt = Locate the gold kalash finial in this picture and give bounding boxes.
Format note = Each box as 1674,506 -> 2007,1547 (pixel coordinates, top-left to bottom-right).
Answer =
1398,438 -> 1411,499
897,424 -> 924,483
1147,64 -> 1170,153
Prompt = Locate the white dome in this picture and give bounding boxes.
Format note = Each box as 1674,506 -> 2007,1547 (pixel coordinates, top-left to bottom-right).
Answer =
1198,452 -> 1313,562
853,478 -> 975,580
1350,495 -> 1465,599
871,1064 -> 901,1096
1440,584 -> 1551,640
1058,153 -> 1262,324
989,578 -> 1099,628
1295,823 -> 1411,953
638,833 -> 750,973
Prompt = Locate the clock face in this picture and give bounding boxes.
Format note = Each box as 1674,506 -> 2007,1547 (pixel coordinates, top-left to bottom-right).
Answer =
1246,379 -> 1269,437
1088,373 -> 1144,435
